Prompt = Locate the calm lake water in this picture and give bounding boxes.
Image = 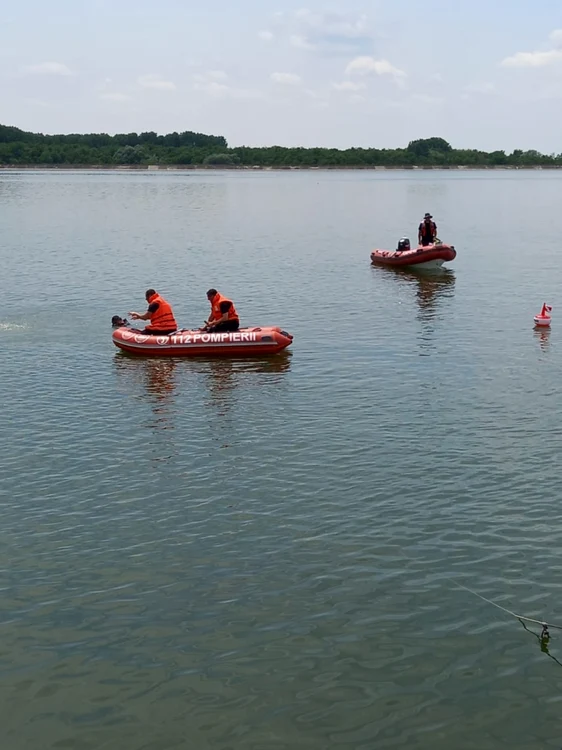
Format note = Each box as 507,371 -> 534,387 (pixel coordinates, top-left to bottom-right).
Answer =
2,168 -> 562,749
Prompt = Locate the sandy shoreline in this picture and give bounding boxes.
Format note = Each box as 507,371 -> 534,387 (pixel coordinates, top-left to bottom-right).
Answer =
0,164 -> 560,172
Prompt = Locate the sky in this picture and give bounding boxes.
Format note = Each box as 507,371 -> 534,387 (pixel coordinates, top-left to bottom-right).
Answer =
2,0 -> 562,151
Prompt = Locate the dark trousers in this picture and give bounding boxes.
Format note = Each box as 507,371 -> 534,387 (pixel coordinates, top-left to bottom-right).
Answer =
210,319 -> 240,332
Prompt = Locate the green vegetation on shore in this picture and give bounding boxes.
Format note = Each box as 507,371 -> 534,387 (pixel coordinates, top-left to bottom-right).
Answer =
0,125 -> 560,168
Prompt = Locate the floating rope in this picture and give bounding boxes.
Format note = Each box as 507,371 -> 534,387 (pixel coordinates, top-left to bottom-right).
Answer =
447,578 -> 562,639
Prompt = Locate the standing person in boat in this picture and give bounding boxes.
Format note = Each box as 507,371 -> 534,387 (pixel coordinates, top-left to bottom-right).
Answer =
204,289 -> 240,332
418,213 -> 437,246
129,289 -> 178,334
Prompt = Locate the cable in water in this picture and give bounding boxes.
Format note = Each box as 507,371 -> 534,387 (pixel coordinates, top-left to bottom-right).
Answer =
446,577 -> 562,642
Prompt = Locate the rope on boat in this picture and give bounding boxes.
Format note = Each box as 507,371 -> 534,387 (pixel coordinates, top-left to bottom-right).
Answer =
447,578 -> 562,640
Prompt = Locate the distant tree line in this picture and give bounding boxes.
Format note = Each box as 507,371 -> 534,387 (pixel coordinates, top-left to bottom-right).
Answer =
0,127 -> 560,168
0,124 -> 227,166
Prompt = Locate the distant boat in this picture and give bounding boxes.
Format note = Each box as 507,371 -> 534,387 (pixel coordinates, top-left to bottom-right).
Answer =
371,242 -> 456,269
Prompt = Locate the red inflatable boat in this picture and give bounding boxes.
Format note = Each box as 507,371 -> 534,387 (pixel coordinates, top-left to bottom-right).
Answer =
371,242 -> 456,269
112,326 -> 293,357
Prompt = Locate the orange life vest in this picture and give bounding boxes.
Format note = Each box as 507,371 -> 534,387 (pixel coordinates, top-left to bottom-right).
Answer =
209,292 -> 239,323
146,293 -> 177,331
420,220 -> 436,237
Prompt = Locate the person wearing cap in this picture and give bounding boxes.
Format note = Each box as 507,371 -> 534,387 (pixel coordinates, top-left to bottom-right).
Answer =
418,213 -> 437,246
203,289 -> 240,332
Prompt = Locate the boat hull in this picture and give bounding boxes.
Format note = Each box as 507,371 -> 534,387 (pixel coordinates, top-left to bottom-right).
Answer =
371,243 -> 456,268
112,326 -> 294,357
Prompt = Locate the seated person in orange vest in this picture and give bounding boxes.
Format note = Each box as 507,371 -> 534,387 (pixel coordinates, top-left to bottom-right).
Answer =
418,213 -> 437,246
129,289 -> 178,334
204,288 -> 240,332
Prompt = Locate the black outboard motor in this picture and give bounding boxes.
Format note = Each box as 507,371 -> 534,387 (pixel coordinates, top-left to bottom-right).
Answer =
396,237 -> 410,253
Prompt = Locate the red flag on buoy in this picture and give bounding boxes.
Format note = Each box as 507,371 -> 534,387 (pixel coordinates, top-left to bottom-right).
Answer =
534,303 -> 553,326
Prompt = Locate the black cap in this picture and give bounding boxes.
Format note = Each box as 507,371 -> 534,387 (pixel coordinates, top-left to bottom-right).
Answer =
424,212 -> 433,218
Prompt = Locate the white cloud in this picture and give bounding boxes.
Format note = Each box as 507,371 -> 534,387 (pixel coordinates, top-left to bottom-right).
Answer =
345,56 -> 407,87
332,81 -> 366,91
412,94 -> 443,105
346,56 -> 404,77
100,93 -> 132,102
193,70 -> 227,82
192,70 -> 259,99
194,81 -> 227,95
299,87 -> 329,108
304,88 -> 325,100
501,31 -> 562,68
23,62 -> 74,76
464,81 -> 495,94
270,72 -> 302,85
138,74 -> 176,90
258,30 -> 274,41
268,9 -> 374,56
294,9 -> 368,38
501,49 -> 562,68
193,80 -> 261,100
290,34 -> 315,50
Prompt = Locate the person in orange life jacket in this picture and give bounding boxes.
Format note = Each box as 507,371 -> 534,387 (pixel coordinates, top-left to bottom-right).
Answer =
129,289 -> 178,334
418,213 -> 437,246
203,288 -> 240,333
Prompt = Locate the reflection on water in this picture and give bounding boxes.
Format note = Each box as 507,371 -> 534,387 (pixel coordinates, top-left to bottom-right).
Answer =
113,356 -> 179,462
201,355 -> 291,415
374,264 -> 455,316
375,263 -> 455,320
389,266 -> 455,319
373,265 -> 456,357
113,352 -> 292,430
114,355 -> 178,414
533,326 -> 551,355
203,359 -> 236,417
519,620 -> 562,669
412,269 -> 455,356
199,355 -> 292,449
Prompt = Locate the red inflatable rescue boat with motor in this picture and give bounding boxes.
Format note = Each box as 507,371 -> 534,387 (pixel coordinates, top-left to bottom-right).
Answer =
112,326 -> 294,357
371,238 -> 456,269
